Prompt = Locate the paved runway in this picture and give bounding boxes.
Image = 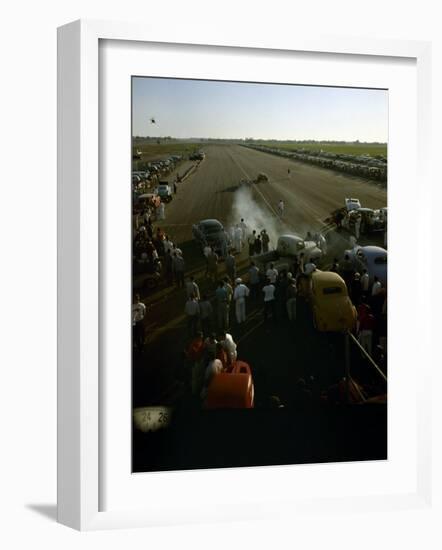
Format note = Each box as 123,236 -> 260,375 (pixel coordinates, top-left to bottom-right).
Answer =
160,143 -> 387,245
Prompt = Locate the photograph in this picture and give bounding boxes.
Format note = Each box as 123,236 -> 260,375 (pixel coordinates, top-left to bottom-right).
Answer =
131,76 -> 388,473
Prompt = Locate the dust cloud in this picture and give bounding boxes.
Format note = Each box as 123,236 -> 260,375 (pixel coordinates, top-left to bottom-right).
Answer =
227,186 -> 281,248
227,185 -> 318,249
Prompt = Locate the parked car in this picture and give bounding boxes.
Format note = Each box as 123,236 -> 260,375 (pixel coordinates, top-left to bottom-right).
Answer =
309,270 -> 357,332
156,182 -> 173,202
192,218 -> 230,256
345,245 -> 387,286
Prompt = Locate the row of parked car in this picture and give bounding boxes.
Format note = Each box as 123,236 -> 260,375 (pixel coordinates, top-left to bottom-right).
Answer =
244,144 -> 387,183
132,154 -> 184,186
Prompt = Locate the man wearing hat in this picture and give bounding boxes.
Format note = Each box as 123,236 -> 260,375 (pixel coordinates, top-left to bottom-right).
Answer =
233,277 -> 250,324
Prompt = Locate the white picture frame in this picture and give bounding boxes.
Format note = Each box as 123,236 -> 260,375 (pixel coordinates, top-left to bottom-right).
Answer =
57,19 -> 432,531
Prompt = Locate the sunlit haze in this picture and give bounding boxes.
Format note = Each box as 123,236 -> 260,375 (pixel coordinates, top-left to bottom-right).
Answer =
132,77 -> 388,142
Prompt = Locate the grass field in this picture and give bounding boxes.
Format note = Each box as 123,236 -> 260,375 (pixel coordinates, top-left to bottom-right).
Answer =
133,141 -> 205,160
132,140 -> 388,164
255,141 -> 387,157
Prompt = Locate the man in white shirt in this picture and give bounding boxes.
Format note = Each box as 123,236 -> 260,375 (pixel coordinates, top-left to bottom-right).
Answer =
239,218 -> 247,240
233,278 -> 250,324
219,331 -> 237,364
185,276 -> 200,301
132,294 -> 147,351
262,279 -> 276,322
304,258 -> 317,275
234,224 -> 243,253
200,357 -> 224,401
371,276 -> 382,296
184,294 -> 200,338
163,235 -> 174,255
266,263 -> 278,284
360,269 -> 370,297
278,200 -> 285,217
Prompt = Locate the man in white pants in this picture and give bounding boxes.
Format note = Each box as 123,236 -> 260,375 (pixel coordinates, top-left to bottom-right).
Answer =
233,277 -> 250,324
234,224 -> 243,253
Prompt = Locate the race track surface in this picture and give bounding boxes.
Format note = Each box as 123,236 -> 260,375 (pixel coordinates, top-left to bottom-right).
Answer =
160,143 -> 387,245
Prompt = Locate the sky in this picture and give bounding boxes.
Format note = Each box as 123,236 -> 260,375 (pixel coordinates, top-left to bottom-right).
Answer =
132,77 -> 388,142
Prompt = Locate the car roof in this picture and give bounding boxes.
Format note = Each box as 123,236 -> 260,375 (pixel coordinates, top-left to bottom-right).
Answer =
312,270 -> 347,289
358,246 -> 387,255
199,219 -> 223,227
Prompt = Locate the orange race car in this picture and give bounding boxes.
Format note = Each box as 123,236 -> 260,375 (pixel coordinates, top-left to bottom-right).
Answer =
205,360 -> 254,409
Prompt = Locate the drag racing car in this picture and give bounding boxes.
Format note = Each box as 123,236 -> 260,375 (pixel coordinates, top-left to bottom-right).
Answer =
254,234 -> 322,273
344,245 -> 387,286
192,218 -> 231,257
205,360 -> 254,409
256,172 -> 269,183
309,270 -> 357,332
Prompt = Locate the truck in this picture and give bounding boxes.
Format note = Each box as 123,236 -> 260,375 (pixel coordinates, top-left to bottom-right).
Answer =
254,234 -> 322,274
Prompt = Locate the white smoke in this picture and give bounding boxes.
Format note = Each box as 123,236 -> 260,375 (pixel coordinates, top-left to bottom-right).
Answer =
227,185 -> 322,250
228,186 -> 280,248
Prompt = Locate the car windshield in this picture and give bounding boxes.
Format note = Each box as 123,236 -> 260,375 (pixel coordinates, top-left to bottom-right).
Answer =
322,287 -> 343,295
374,256 -> 387,265
202,224 -> 222,234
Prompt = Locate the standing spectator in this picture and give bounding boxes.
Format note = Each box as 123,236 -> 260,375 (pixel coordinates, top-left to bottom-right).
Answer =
248,230 -> 257,257
223,277 -> 233,328
254,235 -> 262,255
163,235 -> 174,255
266,263 -> 278,284
371,275 -> 382,297
330,258 -> 340,273
218,331 -> 238,365
355,213 -> 362,239
298,252 -> 305,274
200,356 -> 224,401
215,280 -> 229,331
261,229 -> 270,253
157,201 -> 165,220
304,258 -> 317,275
360,269 -> 370,299
185,276 -> 200,300
371,276 -> 384,316
286,277 -> 297,321
207,249 -> 219,282
340,253 -> 354,289
317,233 -> 327,255
234,224 -> 243,253
173,182 -> 177,194
199,294 -> 213,336
350,272 -> 362,305
349,235 -> 357,249
239,218 -> 247,240
262,279 -> 276,322
278,199 -> 285,217
248,261 -> 261,300
203,244 -> 212,276
357,304 -> 375,356
184,294 -> 200,338
172,252 -> 185,288
225,251 -> 236,283
164,249 -> 173,285
132,294 -> 146,351
172,243 -> 183,257
233,278 -> 250,324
